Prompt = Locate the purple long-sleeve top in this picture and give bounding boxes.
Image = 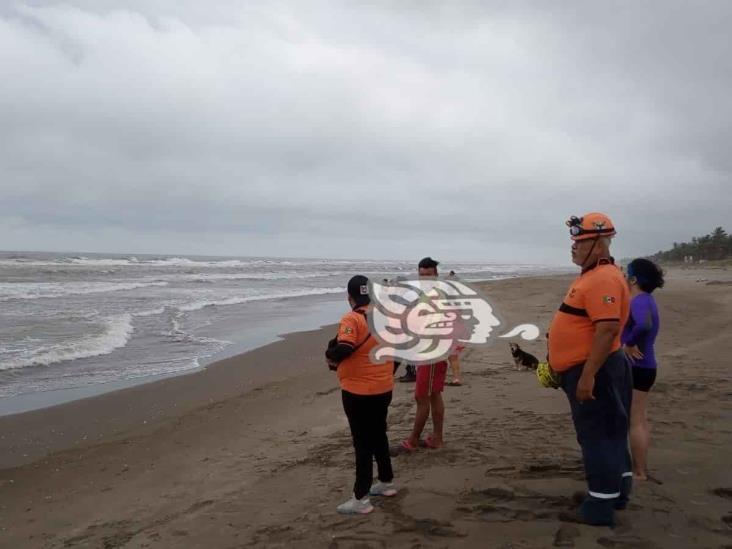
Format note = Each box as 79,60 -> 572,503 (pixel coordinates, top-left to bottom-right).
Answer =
621,292 -> 660,369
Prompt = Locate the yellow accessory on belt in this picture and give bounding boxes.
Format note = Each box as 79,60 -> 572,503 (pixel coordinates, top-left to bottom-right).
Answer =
537,362 -> 562,389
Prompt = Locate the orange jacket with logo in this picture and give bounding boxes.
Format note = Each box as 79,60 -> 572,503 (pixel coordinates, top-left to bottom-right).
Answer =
548,261 -> 629,372
336,306 -> 394,395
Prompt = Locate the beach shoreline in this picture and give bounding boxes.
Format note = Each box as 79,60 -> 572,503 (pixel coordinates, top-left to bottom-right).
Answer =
1,269 -> 730,548
0,252 -> 559,409
0,274 -> 541,468
0,292 -> 348,418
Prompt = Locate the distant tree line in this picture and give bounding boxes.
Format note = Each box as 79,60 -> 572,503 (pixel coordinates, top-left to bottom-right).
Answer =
652,227 -> 731,263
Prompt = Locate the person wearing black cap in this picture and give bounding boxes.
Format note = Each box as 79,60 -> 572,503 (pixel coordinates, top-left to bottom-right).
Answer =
325,275 -> 396,515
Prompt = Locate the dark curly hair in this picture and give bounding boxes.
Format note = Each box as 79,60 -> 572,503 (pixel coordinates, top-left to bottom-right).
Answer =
627,258 -> 665,293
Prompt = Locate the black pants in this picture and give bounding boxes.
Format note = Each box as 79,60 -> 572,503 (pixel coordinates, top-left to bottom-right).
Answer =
342,390 -> 394,499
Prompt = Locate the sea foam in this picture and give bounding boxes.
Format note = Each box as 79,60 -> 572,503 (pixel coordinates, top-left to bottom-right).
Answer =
0,313 -> 135,370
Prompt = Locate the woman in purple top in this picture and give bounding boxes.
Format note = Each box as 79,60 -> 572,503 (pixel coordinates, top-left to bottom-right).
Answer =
622,258 -> 664,481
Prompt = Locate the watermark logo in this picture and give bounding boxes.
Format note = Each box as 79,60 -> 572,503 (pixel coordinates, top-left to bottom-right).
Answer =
368,277 -> 539,364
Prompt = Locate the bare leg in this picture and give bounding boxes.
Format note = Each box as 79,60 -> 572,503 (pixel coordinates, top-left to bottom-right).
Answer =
449,354 -> 461,384
407,396 -> 431,448
429,392 -> 445,447
630,389 -> 650,480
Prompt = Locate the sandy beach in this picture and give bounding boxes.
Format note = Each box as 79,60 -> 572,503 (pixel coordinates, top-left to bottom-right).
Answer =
0,269 -> 730,548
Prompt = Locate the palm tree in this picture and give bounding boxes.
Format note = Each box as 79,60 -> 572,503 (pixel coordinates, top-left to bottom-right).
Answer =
711,227 -> 728,259
652,227 -> 730,262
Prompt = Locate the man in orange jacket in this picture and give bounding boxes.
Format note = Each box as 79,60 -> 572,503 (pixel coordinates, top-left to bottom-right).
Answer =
548,213 -> 633,527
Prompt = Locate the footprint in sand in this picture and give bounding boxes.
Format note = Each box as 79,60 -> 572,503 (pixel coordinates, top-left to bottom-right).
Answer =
514,460 -> 585,481
457,484 -> 575,524
596,535 -> 658,548
711,487 -> 732,500
315,386 -> 340,397
553,524 -> 580,547
394,517 -> 467,538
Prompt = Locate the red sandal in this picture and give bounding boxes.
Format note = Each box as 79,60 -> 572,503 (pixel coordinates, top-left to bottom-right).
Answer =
423,435 -> 443,449
401,439 -> 418,452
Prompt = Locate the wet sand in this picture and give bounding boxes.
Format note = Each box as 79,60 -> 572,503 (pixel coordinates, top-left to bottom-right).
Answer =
0,270 -> 730,548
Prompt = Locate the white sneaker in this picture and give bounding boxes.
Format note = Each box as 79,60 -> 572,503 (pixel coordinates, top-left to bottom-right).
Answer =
336,495 -> 374,515
369,481 -> 398,497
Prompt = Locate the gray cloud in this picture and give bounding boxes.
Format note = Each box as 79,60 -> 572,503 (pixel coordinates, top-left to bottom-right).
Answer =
1,1 -> 730,262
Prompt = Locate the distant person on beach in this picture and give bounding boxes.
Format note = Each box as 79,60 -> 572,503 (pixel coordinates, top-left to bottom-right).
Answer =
547,213 -> 632,527
445,271 -> 464,385
397,362 -> 416,382
401,257 -> 448,451
381,278 -> 401,375
447,336 -> 466,386
394,276 -> 418,383
325,275 -> 397,515
622,258 -> 664,481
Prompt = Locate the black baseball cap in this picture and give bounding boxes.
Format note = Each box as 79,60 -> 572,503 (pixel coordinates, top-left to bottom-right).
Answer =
347,275 -> 370,306
418,257 -> 439,270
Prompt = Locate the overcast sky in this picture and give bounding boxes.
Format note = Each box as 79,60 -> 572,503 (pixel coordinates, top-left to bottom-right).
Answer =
1,1 -> 730,263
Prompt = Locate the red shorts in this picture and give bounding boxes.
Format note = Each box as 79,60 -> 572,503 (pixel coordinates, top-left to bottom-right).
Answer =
415,361 -> 448,398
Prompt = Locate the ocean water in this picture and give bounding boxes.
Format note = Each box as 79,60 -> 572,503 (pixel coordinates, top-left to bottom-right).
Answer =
0,251 -> 560,403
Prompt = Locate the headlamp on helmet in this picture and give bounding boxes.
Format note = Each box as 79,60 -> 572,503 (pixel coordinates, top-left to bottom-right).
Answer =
566,216 -> 584,237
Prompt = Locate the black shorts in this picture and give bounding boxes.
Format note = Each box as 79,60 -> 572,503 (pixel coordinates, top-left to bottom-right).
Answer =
632,367 -> 657,392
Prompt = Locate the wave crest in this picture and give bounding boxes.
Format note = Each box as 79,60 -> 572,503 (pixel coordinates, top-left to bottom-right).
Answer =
0,314 -> 134,371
